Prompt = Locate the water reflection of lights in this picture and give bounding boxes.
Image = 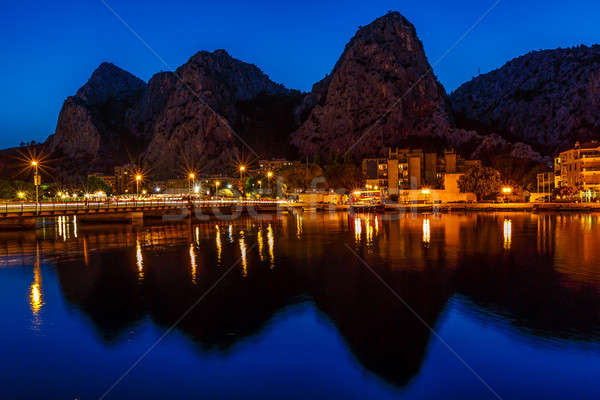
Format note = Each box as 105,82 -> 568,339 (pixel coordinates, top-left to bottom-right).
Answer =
30,284 -> 42,314
296,214 -> 303,238
267,224 -> 275,268
374,216 -> 379,235
354,217 -> 362,243
56,216 -> 73,241
422,218 -> 431,244
29,242 -> 43,320
83,238 -> 89,266
215,225 -> 222,263
239,231 -> 247,277
189,243 -> 197,284
257,228 -> 264,262
195,226 -> 200,245
228,224 -> 233,243
365,218 -> 374,244
136,238 -> 144,280
503,219 -> 512,250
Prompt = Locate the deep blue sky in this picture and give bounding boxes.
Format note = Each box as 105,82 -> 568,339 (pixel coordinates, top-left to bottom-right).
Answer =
1,0 -> 598,148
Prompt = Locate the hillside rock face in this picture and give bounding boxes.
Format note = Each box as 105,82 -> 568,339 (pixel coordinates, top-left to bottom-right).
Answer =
50,52 -> 302,178
451,45 -> 600,154
50,62 -> 147,169
291,12 -> 454,158
140,50 -> 301,175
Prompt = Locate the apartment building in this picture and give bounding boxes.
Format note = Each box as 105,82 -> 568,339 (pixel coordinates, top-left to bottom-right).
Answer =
362,148 -> 481,195
554,141 -> 600,194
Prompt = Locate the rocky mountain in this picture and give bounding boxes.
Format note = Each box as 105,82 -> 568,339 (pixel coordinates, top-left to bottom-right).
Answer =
291,11 -> 454,158
50,62 -> 147,170
49,51 -> 302,179
451,45 -> 600,154
138,50 -> 302,176
46,11 -> 573,181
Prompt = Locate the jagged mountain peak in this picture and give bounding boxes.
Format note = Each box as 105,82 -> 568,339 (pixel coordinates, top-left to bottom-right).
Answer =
178,48 -> 293,104
291,11 -> 453,158
75,62 -> 146,106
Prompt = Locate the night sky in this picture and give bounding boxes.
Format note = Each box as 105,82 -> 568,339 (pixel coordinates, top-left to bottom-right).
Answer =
1,0 -> 598,148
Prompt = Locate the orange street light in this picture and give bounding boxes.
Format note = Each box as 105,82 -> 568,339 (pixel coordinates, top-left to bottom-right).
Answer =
135,174 -> 142,196
188,172 -> 196,194
30,160 -> 40,204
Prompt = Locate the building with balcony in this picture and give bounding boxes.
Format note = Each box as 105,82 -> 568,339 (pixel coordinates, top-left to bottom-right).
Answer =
362,148 -> 481,195
554,141 -> 600,195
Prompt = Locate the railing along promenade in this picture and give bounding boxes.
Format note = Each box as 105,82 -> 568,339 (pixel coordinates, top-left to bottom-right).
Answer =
0,198 -> 289,217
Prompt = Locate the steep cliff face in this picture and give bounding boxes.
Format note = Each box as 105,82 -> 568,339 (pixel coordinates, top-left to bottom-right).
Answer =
451,45 -> 600,154
140,50 -> 301,175
291,12 -> 454,158
50,52 -> 302,178
50,62 -> 147,170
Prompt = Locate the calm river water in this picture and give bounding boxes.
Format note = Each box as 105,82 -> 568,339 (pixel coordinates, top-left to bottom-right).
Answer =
1,212 -> 600,399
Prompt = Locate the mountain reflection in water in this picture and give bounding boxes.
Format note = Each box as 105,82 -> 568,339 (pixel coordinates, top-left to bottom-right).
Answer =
1,212 -> 600,397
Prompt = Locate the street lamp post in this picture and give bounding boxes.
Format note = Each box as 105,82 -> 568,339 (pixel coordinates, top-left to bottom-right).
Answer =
239,166 -> 246,197
135,174 -> 142,197
188,173 -> 195,195
267,171 -> 274,197
31,161 -> 40,205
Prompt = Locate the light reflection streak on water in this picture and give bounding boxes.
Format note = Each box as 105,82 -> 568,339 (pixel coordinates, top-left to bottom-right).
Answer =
56,216 -> 71,241
83,238 -> 89,266
257,228 -> 264,262
228,225 -> 233,243
366,218 -> 373,244
195,226 -> 200,245
296,213 -> 303,238
215,225 -> 222,264
136,237 -> 144,280
354,217 -> 362,243
29,241 -> 43,321
57,216 -> 62,239
189,243 -> 197,285
73,216 -> 78,238
239,231 -> 247,277
504,219 -> 512,250
267,224 -> 274,268
423,218 -> 430,245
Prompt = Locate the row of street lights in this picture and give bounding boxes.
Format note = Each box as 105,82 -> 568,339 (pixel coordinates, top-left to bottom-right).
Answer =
24,160 -> 277,201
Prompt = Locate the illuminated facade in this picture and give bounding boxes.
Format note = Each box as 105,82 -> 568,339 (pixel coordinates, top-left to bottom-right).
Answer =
554,141 -> 600,194
362,148 -> 481,195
